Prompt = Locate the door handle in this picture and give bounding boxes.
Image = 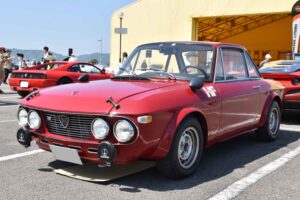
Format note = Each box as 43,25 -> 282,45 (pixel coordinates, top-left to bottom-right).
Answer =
252,85 -> 261,90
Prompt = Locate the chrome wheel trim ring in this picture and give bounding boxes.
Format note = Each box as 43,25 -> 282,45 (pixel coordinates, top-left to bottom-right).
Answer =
177,127 -> 200,169
269,107 -> 279,135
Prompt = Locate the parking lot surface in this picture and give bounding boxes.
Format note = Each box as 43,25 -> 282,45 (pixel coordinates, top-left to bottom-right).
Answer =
0,84 -> 299,200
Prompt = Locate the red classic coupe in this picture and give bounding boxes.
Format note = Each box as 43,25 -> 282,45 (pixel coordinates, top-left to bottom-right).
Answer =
16,42 -> 284,179
8,61 -> 113,97
260,60 -> 300,109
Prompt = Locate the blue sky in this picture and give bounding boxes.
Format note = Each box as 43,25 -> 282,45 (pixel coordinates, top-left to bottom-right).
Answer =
0,0 -> 134,55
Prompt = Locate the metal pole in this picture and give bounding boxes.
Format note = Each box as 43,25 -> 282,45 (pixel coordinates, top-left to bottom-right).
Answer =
119,17 -> 123,63
100,40 -> 103,65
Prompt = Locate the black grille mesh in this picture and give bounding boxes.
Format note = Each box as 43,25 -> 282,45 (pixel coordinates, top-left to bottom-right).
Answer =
44,112 -> 94,140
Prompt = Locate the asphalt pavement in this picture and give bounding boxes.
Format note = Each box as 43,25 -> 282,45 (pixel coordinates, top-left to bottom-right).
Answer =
0,83 -> 299,200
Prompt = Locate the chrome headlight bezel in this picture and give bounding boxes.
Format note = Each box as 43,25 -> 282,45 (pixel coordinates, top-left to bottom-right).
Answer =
91,118 -> 110,139
113,120 -> 135,143
18,109 -> 28,126
28,110 -> 41,129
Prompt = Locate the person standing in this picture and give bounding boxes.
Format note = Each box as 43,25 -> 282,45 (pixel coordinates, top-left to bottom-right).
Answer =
42,46 -> 54,63
17,53 -> 27,70
3,49 -> 13,84
286,52 -> 292,60
122,52 -> 128,63
259,54 -> 272,68
0,47 -> 5,93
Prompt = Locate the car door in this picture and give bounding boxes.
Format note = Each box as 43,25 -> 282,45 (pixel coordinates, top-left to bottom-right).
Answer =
214,47 -> 260,139
79,64 -> 106,80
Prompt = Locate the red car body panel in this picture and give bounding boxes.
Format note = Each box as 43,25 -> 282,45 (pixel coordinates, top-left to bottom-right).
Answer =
8,62 -> 113,93
260,60 -> 300,109
18,42 -> 285,165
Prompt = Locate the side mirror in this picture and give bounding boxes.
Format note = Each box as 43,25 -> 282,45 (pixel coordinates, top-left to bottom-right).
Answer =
78,73 -> 89,82
189,77 -> 204,91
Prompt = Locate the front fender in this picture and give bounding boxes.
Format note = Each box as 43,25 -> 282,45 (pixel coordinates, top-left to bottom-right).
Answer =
150,107 -> 205,159
258,91 -> 282,127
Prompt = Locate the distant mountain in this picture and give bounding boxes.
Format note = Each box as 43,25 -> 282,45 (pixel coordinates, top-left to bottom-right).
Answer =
9,48 -> 110,66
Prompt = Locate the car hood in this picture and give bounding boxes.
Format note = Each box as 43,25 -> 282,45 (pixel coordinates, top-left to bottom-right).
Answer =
21,79 -> 178,114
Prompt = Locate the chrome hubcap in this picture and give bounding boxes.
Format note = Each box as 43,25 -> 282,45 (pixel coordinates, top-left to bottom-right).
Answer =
178,127 -> 199,169
269,107 -> 279,135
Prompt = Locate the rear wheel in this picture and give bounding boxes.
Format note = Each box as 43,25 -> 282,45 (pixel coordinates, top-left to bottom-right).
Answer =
57,77 -> 73,85
17,91 -> 29,98
256,101 -> 281,141
157,117 -> 204,179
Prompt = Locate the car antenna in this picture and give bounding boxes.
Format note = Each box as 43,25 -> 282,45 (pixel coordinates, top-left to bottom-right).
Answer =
106,97 -> 120,109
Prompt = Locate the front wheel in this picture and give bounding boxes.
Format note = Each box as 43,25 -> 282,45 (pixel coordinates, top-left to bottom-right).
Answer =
256,101 -> 281,141
157,117 -> 204,179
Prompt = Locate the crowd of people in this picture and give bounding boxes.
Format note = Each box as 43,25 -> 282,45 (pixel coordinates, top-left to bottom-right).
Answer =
0,46 -> 79,93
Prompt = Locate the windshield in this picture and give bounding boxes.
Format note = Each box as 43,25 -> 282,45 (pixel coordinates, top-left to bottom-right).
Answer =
259,61 -> 300,74
116,43 -> 215,81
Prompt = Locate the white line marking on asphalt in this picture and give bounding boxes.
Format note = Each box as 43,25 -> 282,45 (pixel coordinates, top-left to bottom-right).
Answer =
0,105 -> 18,108
0,119 -> 17,123
0,95 -> 20,99
0,149 -> 44,162
208,144 -> 300,200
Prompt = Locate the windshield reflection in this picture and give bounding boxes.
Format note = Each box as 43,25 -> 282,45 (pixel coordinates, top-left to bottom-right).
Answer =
116,43 -> 214,80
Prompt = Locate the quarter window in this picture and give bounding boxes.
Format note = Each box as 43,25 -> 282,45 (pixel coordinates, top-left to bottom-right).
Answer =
222,49 -> 247,80
215,51 -> 224,81
245,52 -> 260,78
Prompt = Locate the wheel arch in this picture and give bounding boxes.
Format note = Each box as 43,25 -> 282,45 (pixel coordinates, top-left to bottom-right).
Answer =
258,93 -> 282,127
150,107 -> 208,159
56,76 -> 73,85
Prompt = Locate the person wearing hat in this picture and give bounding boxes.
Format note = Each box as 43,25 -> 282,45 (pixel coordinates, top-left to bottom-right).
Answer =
3,49 -> 13,84
259,54 -> 272,68
17,53 -> 27,70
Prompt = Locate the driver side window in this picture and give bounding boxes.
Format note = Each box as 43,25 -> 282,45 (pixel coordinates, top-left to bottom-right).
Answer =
80,64 -> 100,73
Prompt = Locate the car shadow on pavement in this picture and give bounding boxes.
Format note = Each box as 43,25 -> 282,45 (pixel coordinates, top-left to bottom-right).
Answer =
111,111 -> 300,192
0,100 -> 19,106
282,110 -> 300,125
45,112 -> 300,192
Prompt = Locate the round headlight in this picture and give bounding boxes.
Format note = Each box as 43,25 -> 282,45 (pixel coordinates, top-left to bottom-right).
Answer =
92,118 -> 109,139
28,110 -> 41,129
114,120 -> 135,143
18,109 -> 28,126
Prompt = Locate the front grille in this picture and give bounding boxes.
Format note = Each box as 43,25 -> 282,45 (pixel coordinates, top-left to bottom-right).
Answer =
44,112 -> 95,140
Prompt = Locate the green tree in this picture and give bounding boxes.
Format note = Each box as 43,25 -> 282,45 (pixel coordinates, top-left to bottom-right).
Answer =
89,59 -> 99,65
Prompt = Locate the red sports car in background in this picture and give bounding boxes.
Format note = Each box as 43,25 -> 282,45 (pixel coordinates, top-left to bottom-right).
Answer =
8,61 -> 113,97
16,42 -> 284,179
260,60 -> 300,109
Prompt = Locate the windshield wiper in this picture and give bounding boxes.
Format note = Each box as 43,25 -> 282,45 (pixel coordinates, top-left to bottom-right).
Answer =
146,67 -> 177,80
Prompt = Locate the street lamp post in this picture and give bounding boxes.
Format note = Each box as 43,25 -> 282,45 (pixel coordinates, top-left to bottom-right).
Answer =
98,39 -> 103,65
118,12 -> 124,63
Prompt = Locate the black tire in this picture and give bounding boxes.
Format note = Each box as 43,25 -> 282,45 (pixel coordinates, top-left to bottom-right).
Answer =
57,77 -> 73,85
157,117 -> 204,179
17,91 -> 29,98
255,101 -> 281,142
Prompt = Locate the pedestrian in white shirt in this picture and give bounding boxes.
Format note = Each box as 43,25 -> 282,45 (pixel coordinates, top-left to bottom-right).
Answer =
42,46 -> 54,63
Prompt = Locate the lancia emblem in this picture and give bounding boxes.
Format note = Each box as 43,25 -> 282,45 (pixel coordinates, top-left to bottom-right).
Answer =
58,115 -> 69,128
